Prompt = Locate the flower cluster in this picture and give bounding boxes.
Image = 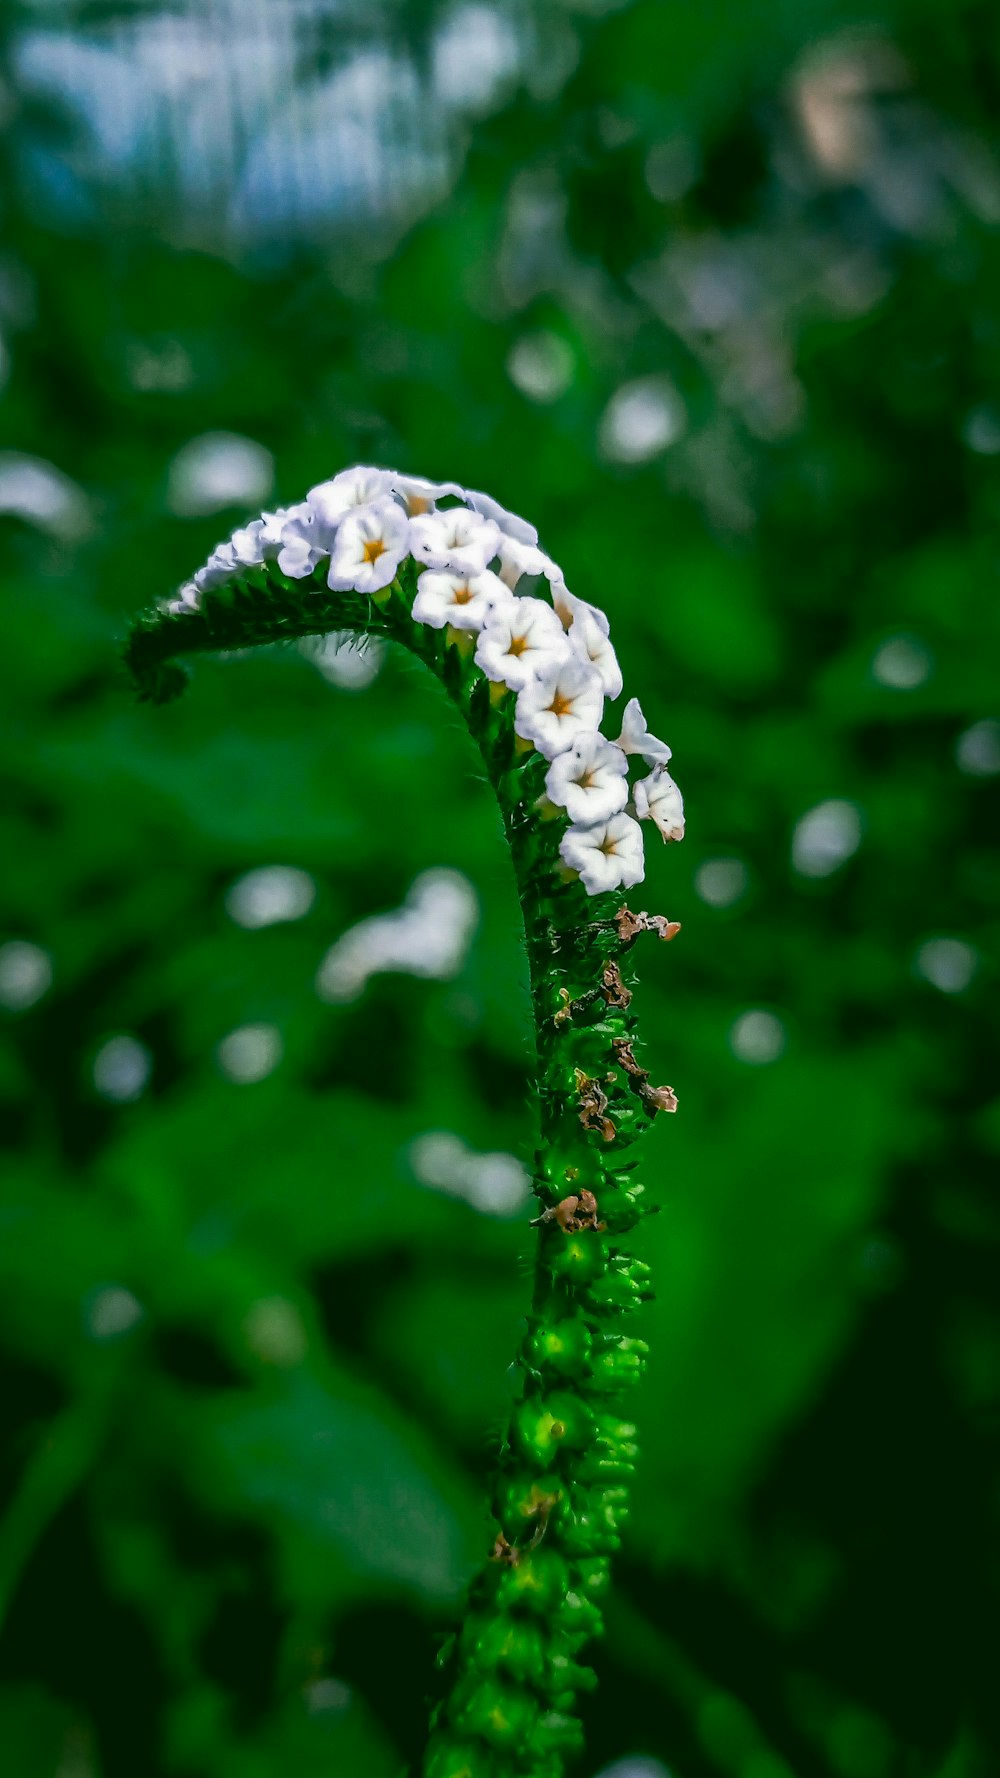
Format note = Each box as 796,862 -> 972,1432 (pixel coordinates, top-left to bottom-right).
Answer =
169,466 -> 685,895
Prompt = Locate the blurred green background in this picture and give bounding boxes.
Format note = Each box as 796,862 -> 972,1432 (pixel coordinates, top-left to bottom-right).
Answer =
1,2 -> 998,1775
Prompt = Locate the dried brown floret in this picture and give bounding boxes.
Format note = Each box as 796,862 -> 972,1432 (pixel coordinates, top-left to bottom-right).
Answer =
615,907 -> 682,944
575,1068 -> 617,1143
600,961 -> 632,1009
489,1532 -> 520,1566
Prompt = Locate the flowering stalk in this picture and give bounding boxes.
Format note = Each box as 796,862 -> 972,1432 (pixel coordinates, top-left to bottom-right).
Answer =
124,468 -> 686,1778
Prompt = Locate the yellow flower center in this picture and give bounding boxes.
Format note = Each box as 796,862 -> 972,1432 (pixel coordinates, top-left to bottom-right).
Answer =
363,538 -> 386,564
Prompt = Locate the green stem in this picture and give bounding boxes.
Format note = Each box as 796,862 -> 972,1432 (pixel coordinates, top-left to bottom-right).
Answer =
124,558 -> 676,1778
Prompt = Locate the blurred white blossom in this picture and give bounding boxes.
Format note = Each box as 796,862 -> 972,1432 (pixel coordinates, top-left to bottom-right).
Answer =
168,431 -> 273,515
0,939 -> 52,1011
226,866 -> 316,929
316,870 -> 477,1004
792,799 -> 862,877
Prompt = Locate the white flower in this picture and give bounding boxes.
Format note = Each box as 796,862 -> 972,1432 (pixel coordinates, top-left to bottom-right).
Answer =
389,471 -> 464,515
545,732 -> 629,824
496,534 -> 563,591
258,508 -> 294,557
616,696 -> 673,766
634,767 -> 685,842
409,507 -> 501,576
560,812 -> 645,895
567,605 -> 623,698
514,655 -> 605,759
272,500 -> 331,579
167,581 -> 201,615
307,466 -> 392,525
551,583 -> 611,638
412,568 -> 513,632
327,498 -> 410,593
464,488 -> 538,545
474,597 -> 568,690
194,541 -> 238,591
230,520 -> 267,566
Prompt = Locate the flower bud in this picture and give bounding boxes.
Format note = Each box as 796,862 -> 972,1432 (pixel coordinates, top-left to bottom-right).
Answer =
451,1677 -> 537,1750
462,1612 -> 546,1683
547,1233 -> 606,1284
513,1391 -> 594,1462
528,1318 -> 592,1376
495,1547 -> 569,1615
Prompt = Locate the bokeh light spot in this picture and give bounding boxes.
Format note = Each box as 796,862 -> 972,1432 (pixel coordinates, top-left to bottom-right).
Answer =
914,937 -> 978,994
410,1130 -> 529,1218
600,378 -> 685,463
168,431 -> 273,515
243,1296 -> 308,1367
695,857 -> 749,908
316,868 -> 477,1003
85,1285 -> 144,1342
217,1022 -> 283,1082
871,633 -> 932,689
955,717 -> 1000,776
730,1010 -> 787,1065
0,939 -> 53,1011
791,799 -> 862,877
226,865 -> 316,929
507,330 -> 575,403
303,631 -> 385,690
92,1033 -> 152,1103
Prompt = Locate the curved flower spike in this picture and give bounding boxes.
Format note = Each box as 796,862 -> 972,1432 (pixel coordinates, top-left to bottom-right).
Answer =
474,596 -> 568,691
412,568 -> 512,632
127,465 -> 688,1778
560,810 -> 646,894
327,498 -> 410,593
616,695 -> 673,766
634,766 -> 686,842
514,653 -> 605,759
545,732 -> 629,824
410,507 -> 502,576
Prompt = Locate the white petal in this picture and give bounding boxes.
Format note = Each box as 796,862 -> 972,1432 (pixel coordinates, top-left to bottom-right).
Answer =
412,568 -> 511,632
634,767 -> 685,842
496,534 -> 563,591
551,584 -> 610,637
474,597 -> 568,690
464,488 -> 538,545
559,812 -> 645,895
545,732 -> 629,824
568,609 -> 623,698
410,508 -> 501,575
230,520 -> 266,566
616,695 -> 672,766
389,471 -> 464,515
327,499 -> 410,593
514,655 -> 605,759
307,466 -> 391,525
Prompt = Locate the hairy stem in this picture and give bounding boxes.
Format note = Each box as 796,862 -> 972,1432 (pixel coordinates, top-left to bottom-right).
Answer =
125,556 -> 677,1778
